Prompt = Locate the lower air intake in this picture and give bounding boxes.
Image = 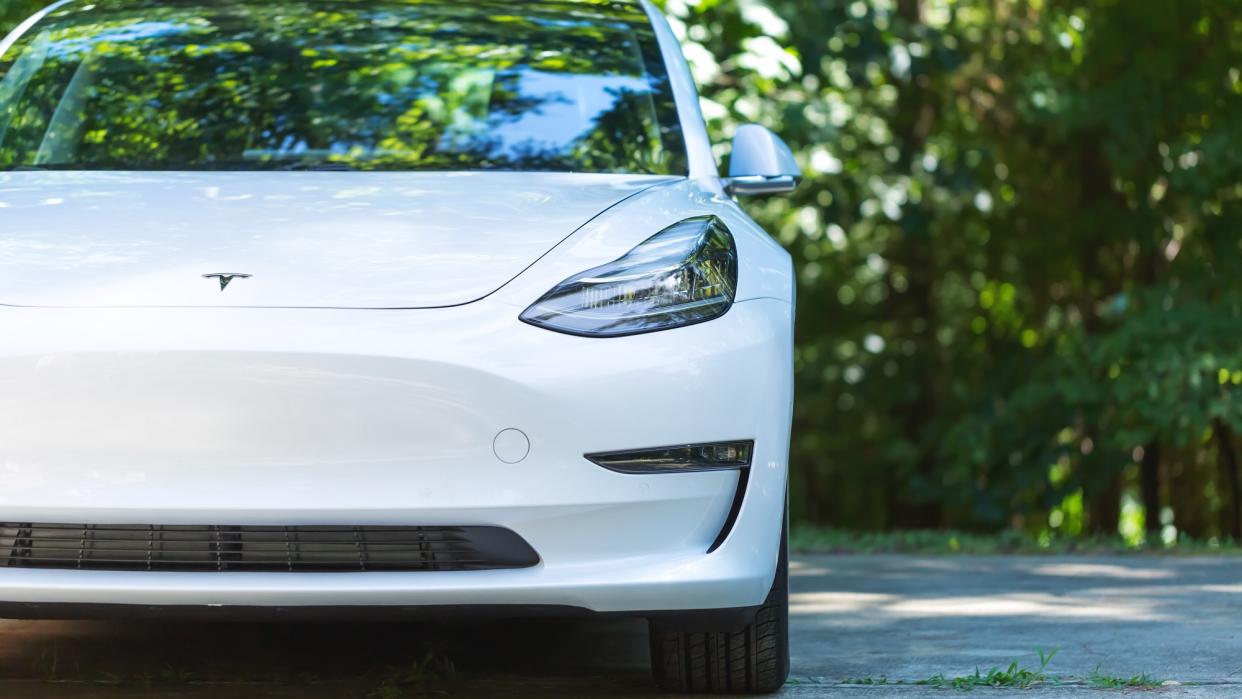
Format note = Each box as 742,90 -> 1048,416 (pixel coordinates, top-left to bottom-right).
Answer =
1,523 -> 539,573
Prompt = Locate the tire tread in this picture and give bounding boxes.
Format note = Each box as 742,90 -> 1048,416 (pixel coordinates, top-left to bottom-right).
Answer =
650,520 -> 789,694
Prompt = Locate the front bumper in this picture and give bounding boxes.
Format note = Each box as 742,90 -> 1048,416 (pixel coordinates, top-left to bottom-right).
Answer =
0,298 -> 792,613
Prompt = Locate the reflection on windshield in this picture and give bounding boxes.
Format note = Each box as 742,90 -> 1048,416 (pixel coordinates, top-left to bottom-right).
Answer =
0,1 -> 687,174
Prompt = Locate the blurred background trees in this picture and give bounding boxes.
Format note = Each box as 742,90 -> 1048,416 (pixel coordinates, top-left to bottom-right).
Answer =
3,0 -> 1240,544
0,3 -> 37,37
654,0 -> 1242,544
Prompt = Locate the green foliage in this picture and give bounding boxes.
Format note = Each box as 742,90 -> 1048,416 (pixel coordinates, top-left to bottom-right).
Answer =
368,645 -> 458,699
4,0 -> 1241,536
843,676 -> 891,685
844,655 -> 1170,691
918,649 -> 1056,690
790,522 -> 1242,555
1088,665 -> 1163,689
654,0 -> 1242,536
0,2 -> 39,29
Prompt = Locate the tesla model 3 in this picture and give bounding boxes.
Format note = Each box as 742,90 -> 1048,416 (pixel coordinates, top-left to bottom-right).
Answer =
0,0 -> 799,692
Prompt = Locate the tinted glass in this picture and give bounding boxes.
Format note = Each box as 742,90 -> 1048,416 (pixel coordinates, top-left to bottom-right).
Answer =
0,0 -> 686,173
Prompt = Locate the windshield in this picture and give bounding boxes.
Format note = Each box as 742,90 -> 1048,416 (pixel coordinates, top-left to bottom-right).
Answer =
0,0 -> 686,174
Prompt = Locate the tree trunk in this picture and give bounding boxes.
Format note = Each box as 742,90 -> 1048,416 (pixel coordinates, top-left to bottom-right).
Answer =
1168,445 -> 1213,539
1074,136 -> 1120,537
1085,463 -> 1122,536
885,0 -> 942,529
1140,441 -> 1161,544
1215,419 -> 1241,540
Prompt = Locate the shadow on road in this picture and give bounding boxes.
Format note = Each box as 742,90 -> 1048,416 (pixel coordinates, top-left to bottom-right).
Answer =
0,616 -> 656,697
3,556 -> 1241,697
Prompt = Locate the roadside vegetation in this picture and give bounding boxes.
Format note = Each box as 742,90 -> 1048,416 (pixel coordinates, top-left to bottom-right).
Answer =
1088,666 -> 1164,690
919,649 -> 1057,690
791,524 -> 1242,555
368,647 -> 459,699
842,649 -> 1170,691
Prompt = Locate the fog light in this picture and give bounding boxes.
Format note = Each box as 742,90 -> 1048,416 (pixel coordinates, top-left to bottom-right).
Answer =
586,440 -> 753,474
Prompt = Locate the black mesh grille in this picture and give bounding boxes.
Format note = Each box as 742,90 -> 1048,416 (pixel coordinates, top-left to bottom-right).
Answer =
1,523 -> 539,572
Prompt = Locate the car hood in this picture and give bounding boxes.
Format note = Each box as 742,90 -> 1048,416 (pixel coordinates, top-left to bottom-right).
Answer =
0,171 -> 677,308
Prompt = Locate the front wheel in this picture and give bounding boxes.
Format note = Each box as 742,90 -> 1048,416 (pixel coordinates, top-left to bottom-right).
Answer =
649,518 -> 789,694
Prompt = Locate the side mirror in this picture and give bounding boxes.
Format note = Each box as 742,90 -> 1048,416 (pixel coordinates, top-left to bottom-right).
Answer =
725,124 -> 801,196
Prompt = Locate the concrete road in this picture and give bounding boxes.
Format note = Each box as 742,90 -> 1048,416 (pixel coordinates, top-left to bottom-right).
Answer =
1,555 -> 1240,697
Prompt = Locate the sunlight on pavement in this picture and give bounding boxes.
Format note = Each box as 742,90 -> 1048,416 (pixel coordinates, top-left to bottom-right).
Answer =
789,591 -> 895,615
790,591 -> 1170,622
789,560 -> 834,576
1027,563 -> 1176,580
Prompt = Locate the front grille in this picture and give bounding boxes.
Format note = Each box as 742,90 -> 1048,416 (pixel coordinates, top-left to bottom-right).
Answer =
1,523 -> 539,572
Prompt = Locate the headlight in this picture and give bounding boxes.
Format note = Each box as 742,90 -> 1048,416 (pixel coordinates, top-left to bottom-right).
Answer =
519,216 -> 738,337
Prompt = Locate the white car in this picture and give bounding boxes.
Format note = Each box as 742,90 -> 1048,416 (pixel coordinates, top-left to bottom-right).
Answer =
0,0 -> 798,693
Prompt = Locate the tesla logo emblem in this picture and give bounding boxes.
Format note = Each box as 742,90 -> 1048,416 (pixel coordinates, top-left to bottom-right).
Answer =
202,273 -> 252,291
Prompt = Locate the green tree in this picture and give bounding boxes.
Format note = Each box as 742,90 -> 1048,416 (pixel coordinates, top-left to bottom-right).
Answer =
660,0 -> 1241,541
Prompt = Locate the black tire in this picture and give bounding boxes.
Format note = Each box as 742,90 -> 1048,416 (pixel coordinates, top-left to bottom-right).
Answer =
650,518 -> 789,694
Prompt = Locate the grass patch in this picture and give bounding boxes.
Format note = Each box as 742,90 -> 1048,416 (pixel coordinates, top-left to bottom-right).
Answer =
368,645 -> 458,699
839,651 -> 1172,692
791,524 -> 1242,555
1088,665 -> 1163,689
917,649 -> 1056,690
843,676 -> 891,685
